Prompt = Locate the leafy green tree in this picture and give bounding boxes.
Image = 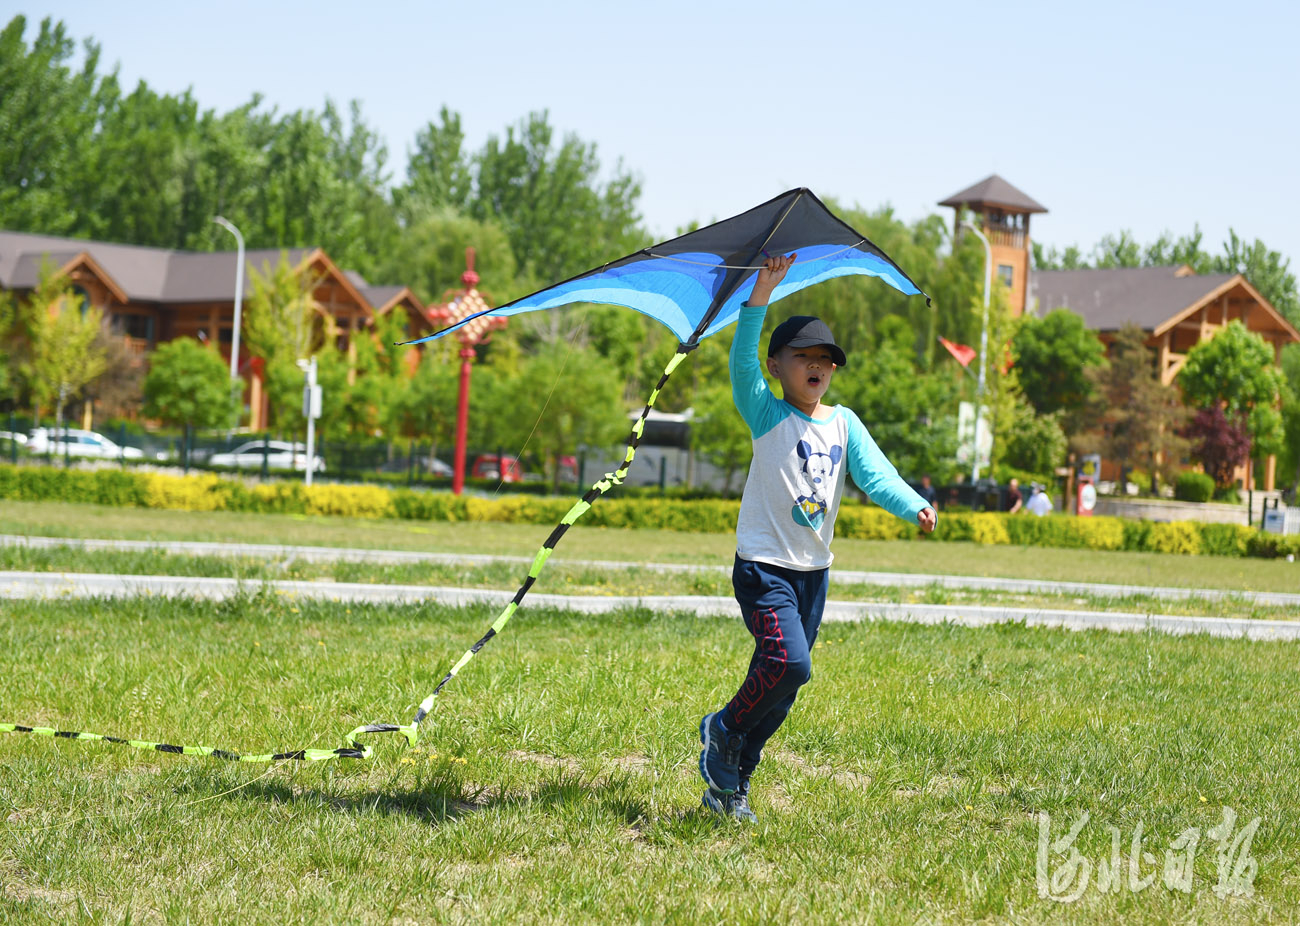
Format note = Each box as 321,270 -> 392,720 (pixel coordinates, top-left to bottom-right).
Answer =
374,207 -> 517,305
1217,231 -> 1299,328
691,383 -> 751,493
0,15 -> 113,235
495,343 -> 627,491
399,106 -> 472,213
1082,324 -> 1190,490
833,316 -> 959,482
1012,309 -> 1105,419
242,257 -> 321,430
390,344 -> 461,456
1178,320 -> 1284,458
1278,344 -> 1300,491
1000,397 -> 1068,476
142,337 -> 234,430
24,279 -> 107,430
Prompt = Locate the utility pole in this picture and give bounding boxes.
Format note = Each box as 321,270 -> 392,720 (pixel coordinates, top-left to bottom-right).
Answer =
959,218 -> 992,484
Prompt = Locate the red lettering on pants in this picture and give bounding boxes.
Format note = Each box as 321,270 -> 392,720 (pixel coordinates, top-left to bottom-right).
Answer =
727,607 -> 787,727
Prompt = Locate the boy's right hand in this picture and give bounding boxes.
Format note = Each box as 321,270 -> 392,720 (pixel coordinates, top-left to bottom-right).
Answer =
749,253 -> 796,306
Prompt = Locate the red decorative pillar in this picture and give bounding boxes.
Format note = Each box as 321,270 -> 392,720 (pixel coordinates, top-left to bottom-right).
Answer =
427,248 -> 507,495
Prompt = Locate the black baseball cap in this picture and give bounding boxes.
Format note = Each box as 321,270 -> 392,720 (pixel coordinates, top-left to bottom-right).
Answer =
767,316 -> 847,368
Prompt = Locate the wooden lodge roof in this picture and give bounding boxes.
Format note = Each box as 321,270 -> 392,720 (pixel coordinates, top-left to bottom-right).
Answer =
1031,265 -> 1300,342
0,229 -> 414,311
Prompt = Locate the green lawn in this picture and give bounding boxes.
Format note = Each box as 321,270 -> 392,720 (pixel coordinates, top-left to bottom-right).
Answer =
2,543 -> 1297,622
2,498 -> 1297,593
2,595 -> 1295,922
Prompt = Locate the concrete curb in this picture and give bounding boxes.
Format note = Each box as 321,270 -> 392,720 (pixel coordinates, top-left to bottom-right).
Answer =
2,533 -> 1296,608
4,570 -> 1299,641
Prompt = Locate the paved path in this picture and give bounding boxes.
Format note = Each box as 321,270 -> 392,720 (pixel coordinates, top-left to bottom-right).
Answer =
2,533 -> 1297,608
4,570 -> 1299,641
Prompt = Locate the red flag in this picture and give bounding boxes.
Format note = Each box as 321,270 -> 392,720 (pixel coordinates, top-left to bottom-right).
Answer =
939,337 -> 976,368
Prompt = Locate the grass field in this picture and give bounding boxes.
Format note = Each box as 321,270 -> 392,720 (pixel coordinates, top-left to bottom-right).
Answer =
3,594 -> 1297,923
2,498 -> 1298,593
2,543 -> 1297,622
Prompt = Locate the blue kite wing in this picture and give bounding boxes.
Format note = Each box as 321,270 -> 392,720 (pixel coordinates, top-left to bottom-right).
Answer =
404,188 -> 928,347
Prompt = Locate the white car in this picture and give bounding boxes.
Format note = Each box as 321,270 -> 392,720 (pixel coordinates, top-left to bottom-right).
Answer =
27,428 -> 144,460
208,440 -> 325,473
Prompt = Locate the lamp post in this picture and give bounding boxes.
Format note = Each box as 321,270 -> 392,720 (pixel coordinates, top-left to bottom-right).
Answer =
428,248 -> 507,495
213,217 -> 245,426
959,219 -> 992,484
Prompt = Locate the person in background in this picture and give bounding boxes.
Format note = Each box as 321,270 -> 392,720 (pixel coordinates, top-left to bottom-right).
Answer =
917,474 -> 937,508
1026,482 -> 1053,516
1004,477 -> 1023,514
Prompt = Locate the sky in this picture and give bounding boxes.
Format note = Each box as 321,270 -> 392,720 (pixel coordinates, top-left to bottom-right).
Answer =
15,1 -> 1300,268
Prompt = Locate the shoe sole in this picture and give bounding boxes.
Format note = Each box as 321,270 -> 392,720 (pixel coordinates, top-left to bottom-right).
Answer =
698,713 -> 734,795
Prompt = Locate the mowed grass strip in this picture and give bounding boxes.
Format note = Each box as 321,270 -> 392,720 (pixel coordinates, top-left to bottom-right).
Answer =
2,497 -> 1299,592
2,595 -> 1297,923
2,543 -> 1297,622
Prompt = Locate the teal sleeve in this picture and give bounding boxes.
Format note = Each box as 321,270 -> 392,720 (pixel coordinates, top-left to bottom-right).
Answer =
844,409 -> 932,525
730,303 -> 787,439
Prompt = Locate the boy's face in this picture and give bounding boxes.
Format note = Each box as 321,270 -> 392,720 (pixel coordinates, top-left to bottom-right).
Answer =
767,344 -> 836,409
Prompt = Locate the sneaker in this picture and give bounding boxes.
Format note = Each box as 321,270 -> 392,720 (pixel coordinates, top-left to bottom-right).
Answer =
701,788 -> 758,824
728,790 -> 758,824
698,711 -> 744,794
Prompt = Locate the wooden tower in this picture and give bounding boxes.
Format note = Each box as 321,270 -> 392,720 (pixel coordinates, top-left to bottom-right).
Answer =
939,175 -> 1047,316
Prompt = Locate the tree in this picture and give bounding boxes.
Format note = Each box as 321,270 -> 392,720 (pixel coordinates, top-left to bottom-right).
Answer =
495,344 -> 627,492
1178,320 -> 1284,461
26,284 -> 107,431
142,337 -> 234,430
833,316 -> 960,483
1000,398 -> 1068,477
390,344 -> 461,456
1185,406 -> 1251,489
0,15 -> 113,235
1011,309 -> 1105,419
691,383 -> 751,493
1278,344 -> 1300,492
242,257 -> 322,431
1083,324 -> 1190,490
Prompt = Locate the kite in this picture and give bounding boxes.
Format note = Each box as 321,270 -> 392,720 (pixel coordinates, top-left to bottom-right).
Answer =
3,188 -> 930,764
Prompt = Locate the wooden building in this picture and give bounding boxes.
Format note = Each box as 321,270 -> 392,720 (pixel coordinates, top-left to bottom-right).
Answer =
0,230 -> 434,429
939,174 -> 1047,317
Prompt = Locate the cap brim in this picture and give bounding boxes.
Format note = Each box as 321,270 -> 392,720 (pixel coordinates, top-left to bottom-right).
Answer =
784,337 -> 847,368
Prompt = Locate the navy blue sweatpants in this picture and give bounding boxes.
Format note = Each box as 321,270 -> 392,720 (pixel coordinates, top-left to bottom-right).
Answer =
721,555 -> 829,781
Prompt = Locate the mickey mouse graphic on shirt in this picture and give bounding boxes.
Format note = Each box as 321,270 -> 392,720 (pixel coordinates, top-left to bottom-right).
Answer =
791,439 -> 843,530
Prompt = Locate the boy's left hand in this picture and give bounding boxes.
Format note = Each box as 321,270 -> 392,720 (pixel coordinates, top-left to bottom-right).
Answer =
917,508 -> 936,533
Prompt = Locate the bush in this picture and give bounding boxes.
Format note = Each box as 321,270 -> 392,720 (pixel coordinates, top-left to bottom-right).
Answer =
1147,521 -> 1202,555
1175,471 -> 1215,503
3,463 -> 1299,561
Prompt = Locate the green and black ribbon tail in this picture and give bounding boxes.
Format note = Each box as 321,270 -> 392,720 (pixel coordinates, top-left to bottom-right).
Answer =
1,194 -> 802,764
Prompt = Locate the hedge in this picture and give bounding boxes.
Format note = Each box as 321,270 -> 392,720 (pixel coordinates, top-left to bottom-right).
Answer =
1,464 -> 1297,560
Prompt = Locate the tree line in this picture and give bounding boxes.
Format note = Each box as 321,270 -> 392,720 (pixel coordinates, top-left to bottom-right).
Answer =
2,14 -> 1298,494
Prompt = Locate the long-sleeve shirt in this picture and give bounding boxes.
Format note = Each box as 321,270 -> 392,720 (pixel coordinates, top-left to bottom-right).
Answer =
730,303 -> 929,570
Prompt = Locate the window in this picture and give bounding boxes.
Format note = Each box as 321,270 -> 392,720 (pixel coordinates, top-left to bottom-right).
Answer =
998,264 -> 1014,289
112,313 -> 154,343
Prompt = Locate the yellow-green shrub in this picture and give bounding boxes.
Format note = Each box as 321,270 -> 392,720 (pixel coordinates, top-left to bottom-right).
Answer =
143,473 -> 229,511
303,484 -> 392,519
1147,521 -> 1202,555
968,513 -> 1010,545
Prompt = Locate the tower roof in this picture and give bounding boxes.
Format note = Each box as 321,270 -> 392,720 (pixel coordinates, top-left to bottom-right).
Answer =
938,174 -> 1047,214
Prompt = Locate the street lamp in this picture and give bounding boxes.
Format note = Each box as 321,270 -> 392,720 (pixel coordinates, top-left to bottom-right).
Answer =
959,218 -> 992,484
212,217 -> 245,384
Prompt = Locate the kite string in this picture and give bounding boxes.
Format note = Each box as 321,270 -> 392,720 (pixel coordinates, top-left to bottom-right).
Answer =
1,343 -> 694,766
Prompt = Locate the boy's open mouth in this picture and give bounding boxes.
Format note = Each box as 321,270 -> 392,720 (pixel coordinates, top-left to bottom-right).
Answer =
807,375 -> 821,385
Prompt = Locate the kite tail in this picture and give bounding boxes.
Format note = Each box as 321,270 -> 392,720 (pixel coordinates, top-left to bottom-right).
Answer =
349,342 -> 693,754
3,345 -> 692,764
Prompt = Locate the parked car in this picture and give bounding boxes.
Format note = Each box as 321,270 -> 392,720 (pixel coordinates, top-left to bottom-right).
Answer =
208,440 -> 325,473
27,428 -> 145,460
378,455 -> 453,477
471,453 -> 523,482
0,430 -> 27,446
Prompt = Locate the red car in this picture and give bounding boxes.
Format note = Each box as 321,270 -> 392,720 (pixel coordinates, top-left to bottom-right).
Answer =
471,454 -> 523,482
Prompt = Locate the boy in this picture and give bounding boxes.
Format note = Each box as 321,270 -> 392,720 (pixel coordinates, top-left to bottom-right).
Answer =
699,253 -> 937,823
